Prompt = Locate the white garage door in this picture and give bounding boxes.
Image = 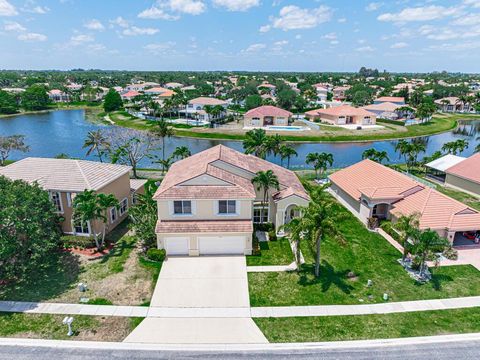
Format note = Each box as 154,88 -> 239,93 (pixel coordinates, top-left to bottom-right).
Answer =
164,236 -> 189,255
198,235 -> 246,255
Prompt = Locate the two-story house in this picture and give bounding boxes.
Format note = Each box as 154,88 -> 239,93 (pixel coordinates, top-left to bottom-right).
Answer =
153,145 -> 310,256
182,97 -> 228,122
0,158 -> 146,237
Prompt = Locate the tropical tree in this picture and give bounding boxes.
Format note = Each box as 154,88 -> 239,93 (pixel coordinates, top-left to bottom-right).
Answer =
129,181 -> 159,248
0,135 -> 30,166
251,170 -> 280,224
154,119 -> 174,172
395,213 -> 420,262
96,193 -> 119,245
415,102 -> 436,122
362,148 -> 390,164
243,128 -> 268,158
306,152 -> 334,180
264,134 -> 283,158
103,88 -> 123,113
279,144 -> 298,168
171,145 -> 191,160
442,139 -> 469,155
412,229 -> 449,279
21,85 -> 50,111
395,139 -> 410,165
83,130 -> 109,162
72,190 -> 105,249
282,217 -> 304,268
409,141 -> 426,167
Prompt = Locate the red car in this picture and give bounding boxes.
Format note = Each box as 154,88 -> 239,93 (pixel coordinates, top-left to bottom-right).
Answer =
463,231 -> 478,240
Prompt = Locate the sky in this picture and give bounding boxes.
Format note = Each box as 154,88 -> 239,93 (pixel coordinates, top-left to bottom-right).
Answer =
1,0 -> 480,72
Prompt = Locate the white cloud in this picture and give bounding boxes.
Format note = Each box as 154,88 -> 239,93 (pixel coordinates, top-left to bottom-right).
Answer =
0,0 -> 17,16
243,43 -> 266,52
274,40 -> 288,46
212,0 -> 259,12
330,40 -> 339,45
18,32 -> 47,41
391,41 -> 408,48
259,24 -> 271,33
378,5 -> 462,22
271,5 -> 332,31
4,21 -> 26,32
21,0 -> 49,14
418,25 -> 436,35
464,0 -> 480,8
295,34 -> 301,39
110,16 -> 129,28
356,45 -> 375,52
84,19 -> 105,31
452,13 -> 480,26
144,42 -> 176,54
70,34 -> 94,44
122,26 -> 159,36
169,0 -> 205,14
338,17 -> 346,23
139,0 -> 205,20
322,32 -> 337,40
138,6 -> 179,20
365,2 -> 383,12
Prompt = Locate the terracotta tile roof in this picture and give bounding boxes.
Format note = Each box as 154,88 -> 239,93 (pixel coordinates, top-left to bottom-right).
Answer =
155,219 -> 253,233
153,145 -> 309,202
330,159 -> 480,232
305,105 -> 375,117
363,102 -> 402,112
445,153 -> 480,185
0,157 -> 131,192
188,97 -> 228,106
144,87 -> 169,93
122,90 -> 140,98
130,179 -> 147,192
244,105 -> 292,118
375,96 -> 405,103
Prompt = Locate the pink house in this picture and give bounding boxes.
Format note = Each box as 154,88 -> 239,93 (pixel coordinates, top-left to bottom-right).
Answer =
243,105 -> 293,127
305,105 -> 377,125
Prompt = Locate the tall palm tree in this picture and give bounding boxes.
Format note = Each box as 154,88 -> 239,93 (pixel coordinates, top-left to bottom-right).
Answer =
413,229 -> 449,278
409,141 -> 426,167
72,190 -> 105,249
251,170 -> 280,224
83,130 -> 109,162
243,128 -> 268,158
265,134 -> 283,158
172,145 -> 191,160
362,148 -> 390,164
306,152 -> 334,180
454,139 -> 469,154
279,144 -> 298,168
96,193 -> 119,245
395,213 -> 420,262
282,217 -> 304,268
154,119 -> 174,172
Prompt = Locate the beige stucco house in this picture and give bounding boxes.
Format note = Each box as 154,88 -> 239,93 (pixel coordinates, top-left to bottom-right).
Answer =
305,105 -> 377,126
243,105 -> 293,127
0,158 -> 146,237
153,145 -> 309,256
445,153 -> 480,197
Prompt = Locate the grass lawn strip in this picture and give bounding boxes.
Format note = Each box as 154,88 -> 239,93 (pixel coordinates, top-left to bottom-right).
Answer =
248,199 -> 480,307
254,307 -> 480,343
246,239 -> 294,266
0,312 -> 142,342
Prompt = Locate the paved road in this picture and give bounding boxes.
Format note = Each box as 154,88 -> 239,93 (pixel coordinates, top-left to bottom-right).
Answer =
0,341 -> 479,359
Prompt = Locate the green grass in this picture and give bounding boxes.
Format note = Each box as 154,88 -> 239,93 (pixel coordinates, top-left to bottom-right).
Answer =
255,307 -> 480,342
248,199 -> 480,307
246,239 -> 294,266
86,298 -> 113,305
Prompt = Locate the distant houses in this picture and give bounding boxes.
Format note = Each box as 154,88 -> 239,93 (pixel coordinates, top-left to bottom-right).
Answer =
434,97 -> 475,113
48,89 -> 70,102
181,97 -> 229,122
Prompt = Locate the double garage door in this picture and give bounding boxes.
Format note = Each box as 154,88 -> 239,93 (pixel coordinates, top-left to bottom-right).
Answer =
164,235 -> 246,256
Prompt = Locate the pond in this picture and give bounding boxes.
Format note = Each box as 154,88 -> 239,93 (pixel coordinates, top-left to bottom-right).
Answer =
1,109 -> 479,169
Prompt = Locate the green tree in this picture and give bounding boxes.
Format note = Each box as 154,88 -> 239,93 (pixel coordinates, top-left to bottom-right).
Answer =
306,152 -> 334,180
171,145 -> 191,160
103,88 -> 123,113
0,90 -> 19,114
129,182 -> 159,248
412,229 -> 449,279
279,144 -> 298,169
21,85 -> 50,111
264,134 -> 283,158
0,135 -> 30,166
96,193 -> 119,245
0,176 -> 61,282
245,94 -> 263,110
276,88 -> 297,110
243,128 -> 268,158
442,139 -> 469,155
251,170 -> 280,224
83,130 -> 109,162
395,213 -> 420,262
154,119 -> 175,172
362,148 -> 390,164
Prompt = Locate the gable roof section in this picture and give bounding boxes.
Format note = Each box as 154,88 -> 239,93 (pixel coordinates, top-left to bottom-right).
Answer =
0,157 -> 131,192
244,105 -> 292,118
445,153 -> 480,185
188,97 -> 228,106
306,105 -> 375,117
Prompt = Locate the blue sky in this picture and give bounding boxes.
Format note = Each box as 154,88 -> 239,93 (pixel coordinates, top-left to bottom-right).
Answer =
1,0 -> 480,72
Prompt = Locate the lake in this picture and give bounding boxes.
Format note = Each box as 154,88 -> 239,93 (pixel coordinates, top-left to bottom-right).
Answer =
1,109 -> 479,169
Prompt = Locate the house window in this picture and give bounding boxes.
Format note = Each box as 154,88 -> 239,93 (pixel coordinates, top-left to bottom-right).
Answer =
119,198 -> 128,216
110,207 -> 117,223
253,207 -> 269,223
50,192 -> 63,213
218,200 -> 236,215
66,193 -> 72,207
74,220 -> 90,235
173,200 -> 192,215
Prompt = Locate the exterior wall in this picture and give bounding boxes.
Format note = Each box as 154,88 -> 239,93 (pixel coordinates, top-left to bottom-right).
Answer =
445,174 -> 480,197
273,195 -> 310,232
157,231 -> 253,256
309,113 -> 376,125
330,183 -> 361,212
157,199 -> 253,221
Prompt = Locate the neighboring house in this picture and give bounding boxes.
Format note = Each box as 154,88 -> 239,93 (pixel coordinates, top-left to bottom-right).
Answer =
0,158 -> 146,237
243,105 -> 293,127
66,83 -> 83,91
257,82 -> 276,96
305,105 -> 377,125
425,154 -> 467,183
329,159 -> 480,245
153,145 -> 309,256
144,87 -> 171,96
48,89 -> 70,102
373,96 -> 405,105
362,102 -> 413,121
121,90 -> 141,100
125,82 -> 159,92
164,82 -> 184,89
332,86 -> 350,101
182,97 -> 228,121
313,84 -> 329,102
434,97 -> 474,113
444,153 -> 480,198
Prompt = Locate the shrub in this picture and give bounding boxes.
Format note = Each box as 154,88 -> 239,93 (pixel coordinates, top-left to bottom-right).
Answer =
146,248 -> 166,262
443,246 -> 458,260
253,223 -> 274,232
60,235 -> 95,249
268,229 -> 277,242
87,298 -> 113,305
377,118 -> 406,127
367,217 -> 379,230
380,221 -> 402,243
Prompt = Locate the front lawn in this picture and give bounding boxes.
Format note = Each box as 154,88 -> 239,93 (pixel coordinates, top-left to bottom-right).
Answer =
0,312 -> 142,342
0,221 -> 162,306
255,307 -> 480,342
248,200 -> 480,306
246,239 -> 294,266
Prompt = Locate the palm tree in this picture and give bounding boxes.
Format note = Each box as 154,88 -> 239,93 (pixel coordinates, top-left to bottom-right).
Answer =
306,152 -> 334,180
395,139 -> 410,165
72,190 -> 105,249
454,139 -> 469,154
243,128 -> 268,158
83,130 -> 109,162
442,139 -> 469,155
408,141 -> 426,167
442,141 -> 457,155
279,144 -> 298,168
172,145 -> 191,160
302,185 -> 345,277
412,229 -> 449,279
395,213 -> 420,262
154,119 -> 174,172
251,170 -> 280,224
264,134 -> 283,158
282,217 -> 304,268
96,193 -> 119,246
362,148 -> 390,164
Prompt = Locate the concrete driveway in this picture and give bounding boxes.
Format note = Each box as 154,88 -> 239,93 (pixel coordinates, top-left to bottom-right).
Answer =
125,256 -> 267,344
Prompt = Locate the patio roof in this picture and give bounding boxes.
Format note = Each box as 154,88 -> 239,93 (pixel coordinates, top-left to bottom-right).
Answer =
425,154 -> 466,173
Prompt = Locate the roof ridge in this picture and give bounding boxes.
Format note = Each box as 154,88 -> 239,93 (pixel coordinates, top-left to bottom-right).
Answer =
75,160 -> 92,189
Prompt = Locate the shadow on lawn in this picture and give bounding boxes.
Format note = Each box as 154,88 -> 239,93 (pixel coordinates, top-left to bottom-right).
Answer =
298,260 -> 355,294
425,272 -> 454,291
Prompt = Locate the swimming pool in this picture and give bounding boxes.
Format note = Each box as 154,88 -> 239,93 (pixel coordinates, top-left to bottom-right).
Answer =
265,125 -> 308,131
